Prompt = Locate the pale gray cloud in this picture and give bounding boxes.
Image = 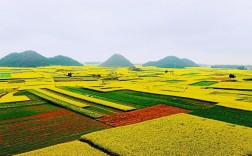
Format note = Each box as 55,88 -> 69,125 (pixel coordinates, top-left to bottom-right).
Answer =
0,0 -> 252,64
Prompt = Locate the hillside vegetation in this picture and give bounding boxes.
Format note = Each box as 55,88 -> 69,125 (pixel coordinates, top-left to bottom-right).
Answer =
0,51 -> 83,67
143,56 -> 198,68
100,54 -> 134,67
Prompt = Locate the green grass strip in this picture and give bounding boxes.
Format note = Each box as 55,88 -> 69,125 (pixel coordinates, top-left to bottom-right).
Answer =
183,72 -> 199,76
165,80 -> 185,83
0,100 -> 46,109
190,81 -> 218,86
190,106 -> 252,128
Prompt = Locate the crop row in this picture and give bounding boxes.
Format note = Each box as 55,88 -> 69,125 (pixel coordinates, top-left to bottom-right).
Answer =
46,87 -> 135,111
27,89 -> 103,119
33,88 -> 88,107
62,87 -> 252,127
0,107 -> 111,156
1,110 -> 100,138
62,87 -> 215,110
42,88 -> 123,116
0,104 -> 59,121
0,100 -> 46,109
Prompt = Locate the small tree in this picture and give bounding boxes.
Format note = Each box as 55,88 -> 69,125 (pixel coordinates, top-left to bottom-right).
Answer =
67,72 -> 72,77
229,74 -> 236,78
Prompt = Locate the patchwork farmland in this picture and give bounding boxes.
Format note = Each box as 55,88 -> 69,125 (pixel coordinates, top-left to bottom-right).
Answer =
0,66 -> 252,155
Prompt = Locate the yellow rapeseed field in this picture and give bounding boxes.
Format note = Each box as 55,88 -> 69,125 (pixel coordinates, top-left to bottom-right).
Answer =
15,141 -> 107,156
82,114 -> 252,156
48,87 -> 135,111
1,66 -> 251,111
1,66 -> 252,155
0,91 -> 30,103
33,88 -> 89,107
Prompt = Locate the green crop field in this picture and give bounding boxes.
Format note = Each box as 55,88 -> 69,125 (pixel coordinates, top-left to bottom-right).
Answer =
190,81 -> 218,86
0,73 -> 11,78
165,79 -> 185,83
190,106 -> 252,128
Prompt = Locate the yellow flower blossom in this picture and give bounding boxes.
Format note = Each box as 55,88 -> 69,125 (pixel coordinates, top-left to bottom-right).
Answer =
48,87 -> 135,111
15,141 -> 107,156
0,91 -> 30,103
33,88 -> 88,107
82,114 -> 252,156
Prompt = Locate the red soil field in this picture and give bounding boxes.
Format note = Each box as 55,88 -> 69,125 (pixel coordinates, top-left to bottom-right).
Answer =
0,106 -> 111,156
97,104 -> 190,127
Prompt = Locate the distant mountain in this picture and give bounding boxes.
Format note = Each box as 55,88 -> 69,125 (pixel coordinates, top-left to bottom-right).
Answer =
0,51 -> 83,67
100,54 -> 134,67
211,65 -> 246,70
143,56 -> 198,68
48,55 -> 83,66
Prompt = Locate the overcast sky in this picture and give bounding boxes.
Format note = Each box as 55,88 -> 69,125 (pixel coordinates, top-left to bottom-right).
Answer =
0,0 -> 252,64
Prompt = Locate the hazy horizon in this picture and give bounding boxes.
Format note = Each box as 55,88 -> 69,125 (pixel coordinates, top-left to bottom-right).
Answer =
1,0 -> 252,65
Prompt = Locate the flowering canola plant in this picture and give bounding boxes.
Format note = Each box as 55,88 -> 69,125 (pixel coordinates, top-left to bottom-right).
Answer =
1,66 -> 251,111
33,88 -> 88,107
0,91 -> 30,103
48,87 -> 135,111
15,141 -> 107,156
82,114 -> 252,156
